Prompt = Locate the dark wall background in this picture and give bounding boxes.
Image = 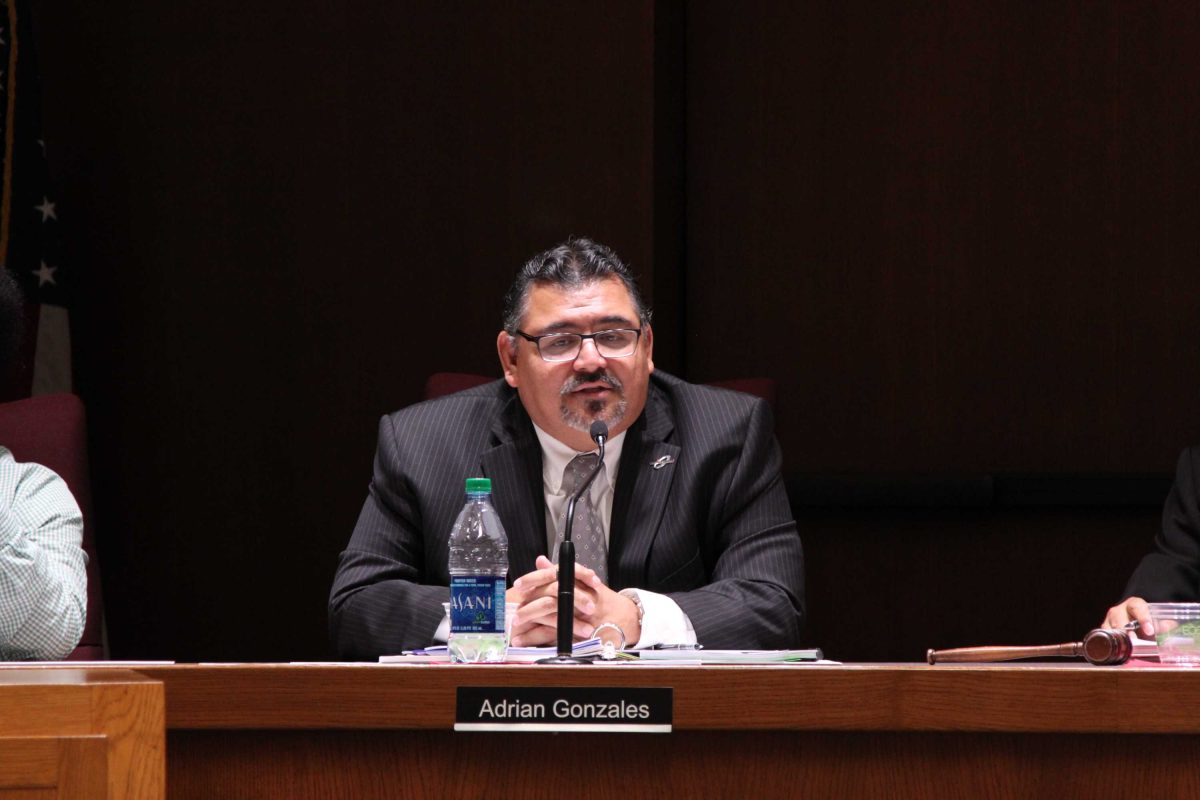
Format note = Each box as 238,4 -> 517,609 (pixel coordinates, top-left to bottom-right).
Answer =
686,2 -> 1200,473
24,1 -> 1200,661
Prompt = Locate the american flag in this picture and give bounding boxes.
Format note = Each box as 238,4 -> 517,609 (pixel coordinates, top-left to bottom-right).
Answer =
0,0 -> 70,401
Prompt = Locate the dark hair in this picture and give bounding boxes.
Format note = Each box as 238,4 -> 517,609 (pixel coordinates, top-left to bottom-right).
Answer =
501,237 -> 652,333
0,270 -> 25,365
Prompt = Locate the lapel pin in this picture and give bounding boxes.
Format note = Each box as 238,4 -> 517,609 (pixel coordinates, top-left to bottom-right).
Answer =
651,455 -> 676,470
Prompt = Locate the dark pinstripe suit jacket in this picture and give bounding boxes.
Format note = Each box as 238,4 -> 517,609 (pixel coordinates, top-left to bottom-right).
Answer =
329,371 -> 805,660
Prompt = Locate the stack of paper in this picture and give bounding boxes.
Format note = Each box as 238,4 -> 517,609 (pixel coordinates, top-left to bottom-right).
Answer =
380,644 -> 832,665
381,638 -> 605,664
635,648 -> 825,664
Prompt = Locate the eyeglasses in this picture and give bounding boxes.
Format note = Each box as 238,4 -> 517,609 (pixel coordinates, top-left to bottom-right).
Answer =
515,328 -> 642,362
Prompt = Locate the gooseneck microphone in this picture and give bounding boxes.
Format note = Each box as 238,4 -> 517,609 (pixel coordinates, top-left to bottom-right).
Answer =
537,420 -> 608,665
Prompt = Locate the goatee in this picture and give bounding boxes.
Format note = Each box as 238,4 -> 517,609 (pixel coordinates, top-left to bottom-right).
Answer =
559,371 -> 626,433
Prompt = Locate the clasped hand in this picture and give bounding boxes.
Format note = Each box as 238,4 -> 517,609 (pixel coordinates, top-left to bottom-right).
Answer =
506,555 -> 640,648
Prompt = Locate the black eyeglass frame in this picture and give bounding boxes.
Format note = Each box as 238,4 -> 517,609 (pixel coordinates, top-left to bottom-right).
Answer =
514,328 -> 643,362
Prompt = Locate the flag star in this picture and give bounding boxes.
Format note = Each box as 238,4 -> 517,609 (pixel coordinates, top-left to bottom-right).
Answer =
35,197 -> 57,222
34,261 -> 57,287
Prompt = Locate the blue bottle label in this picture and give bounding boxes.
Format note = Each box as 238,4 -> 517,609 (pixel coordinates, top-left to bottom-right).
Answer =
449,576 -> 506,633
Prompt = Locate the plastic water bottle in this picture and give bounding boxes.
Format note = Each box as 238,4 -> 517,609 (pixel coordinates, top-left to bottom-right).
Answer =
448,477 -> 509,663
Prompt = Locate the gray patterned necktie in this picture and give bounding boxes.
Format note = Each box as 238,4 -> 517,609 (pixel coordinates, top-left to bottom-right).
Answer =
556,453 -> 608,584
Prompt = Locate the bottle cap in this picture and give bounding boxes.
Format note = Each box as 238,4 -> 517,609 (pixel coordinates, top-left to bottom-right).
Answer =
465,477 -> 492,494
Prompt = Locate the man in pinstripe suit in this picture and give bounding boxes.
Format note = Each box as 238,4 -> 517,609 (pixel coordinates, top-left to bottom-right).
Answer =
329,238 -> 804,660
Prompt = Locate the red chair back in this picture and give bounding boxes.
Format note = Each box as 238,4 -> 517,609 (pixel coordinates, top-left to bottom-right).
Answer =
0,394 -> 105,659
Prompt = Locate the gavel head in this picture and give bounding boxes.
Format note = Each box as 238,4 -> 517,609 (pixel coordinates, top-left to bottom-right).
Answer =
1082,628 -> 1132,665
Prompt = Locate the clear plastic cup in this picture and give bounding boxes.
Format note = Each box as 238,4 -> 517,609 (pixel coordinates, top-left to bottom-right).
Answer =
1148,603 -> 1200,665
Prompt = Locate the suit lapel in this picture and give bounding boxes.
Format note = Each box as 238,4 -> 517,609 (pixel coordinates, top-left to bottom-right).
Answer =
609,384 -> 679,589
481,395 -> 546,579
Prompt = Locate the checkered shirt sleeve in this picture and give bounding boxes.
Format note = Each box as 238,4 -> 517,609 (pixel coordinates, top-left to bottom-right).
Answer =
0,446 -> 88,660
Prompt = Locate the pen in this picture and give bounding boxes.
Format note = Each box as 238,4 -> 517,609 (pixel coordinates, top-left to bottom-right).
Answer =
650,644 -> 703,650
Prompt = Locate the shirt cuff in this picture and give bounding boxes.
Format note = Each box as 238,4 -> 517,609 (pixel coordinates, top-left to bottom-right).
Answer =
623,589 -> 696,649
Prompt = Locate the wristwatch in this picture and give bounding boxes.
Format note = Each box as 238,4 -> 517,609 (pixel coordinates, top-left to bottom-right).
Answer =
619,588 -> 645,630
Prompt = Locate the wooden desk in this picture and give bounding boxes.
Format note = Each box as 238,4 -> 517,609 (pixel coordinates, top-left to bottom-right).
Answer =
129,663 -> 1200,799
0,669 -> 164,800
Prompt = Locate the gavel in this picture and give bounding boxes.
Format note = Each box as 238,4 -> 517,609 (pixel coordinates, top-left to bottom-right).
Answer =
927,627 -> 1132,666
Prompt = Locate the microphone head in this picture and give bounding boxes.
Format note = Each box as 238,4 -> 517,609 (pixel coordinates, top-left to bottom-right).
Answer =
589,420 -> 609,444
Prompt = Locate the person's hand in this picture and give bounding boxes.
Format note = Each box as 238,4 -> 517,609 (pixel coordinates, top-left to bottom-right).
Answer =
1103,596 -> 1154,637
505,556 -> 642,647
506,556 -> 601,646
580,572 -> 642,648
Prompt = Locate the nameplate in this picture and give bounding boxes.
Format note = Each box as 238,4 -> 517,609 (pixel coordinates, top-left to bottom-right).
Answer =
455,686 -> 672,733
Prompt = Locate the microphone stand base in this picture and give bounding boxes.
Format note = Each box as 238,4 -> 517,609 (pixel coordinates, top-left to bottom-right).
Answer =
535,655 -> 592,665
